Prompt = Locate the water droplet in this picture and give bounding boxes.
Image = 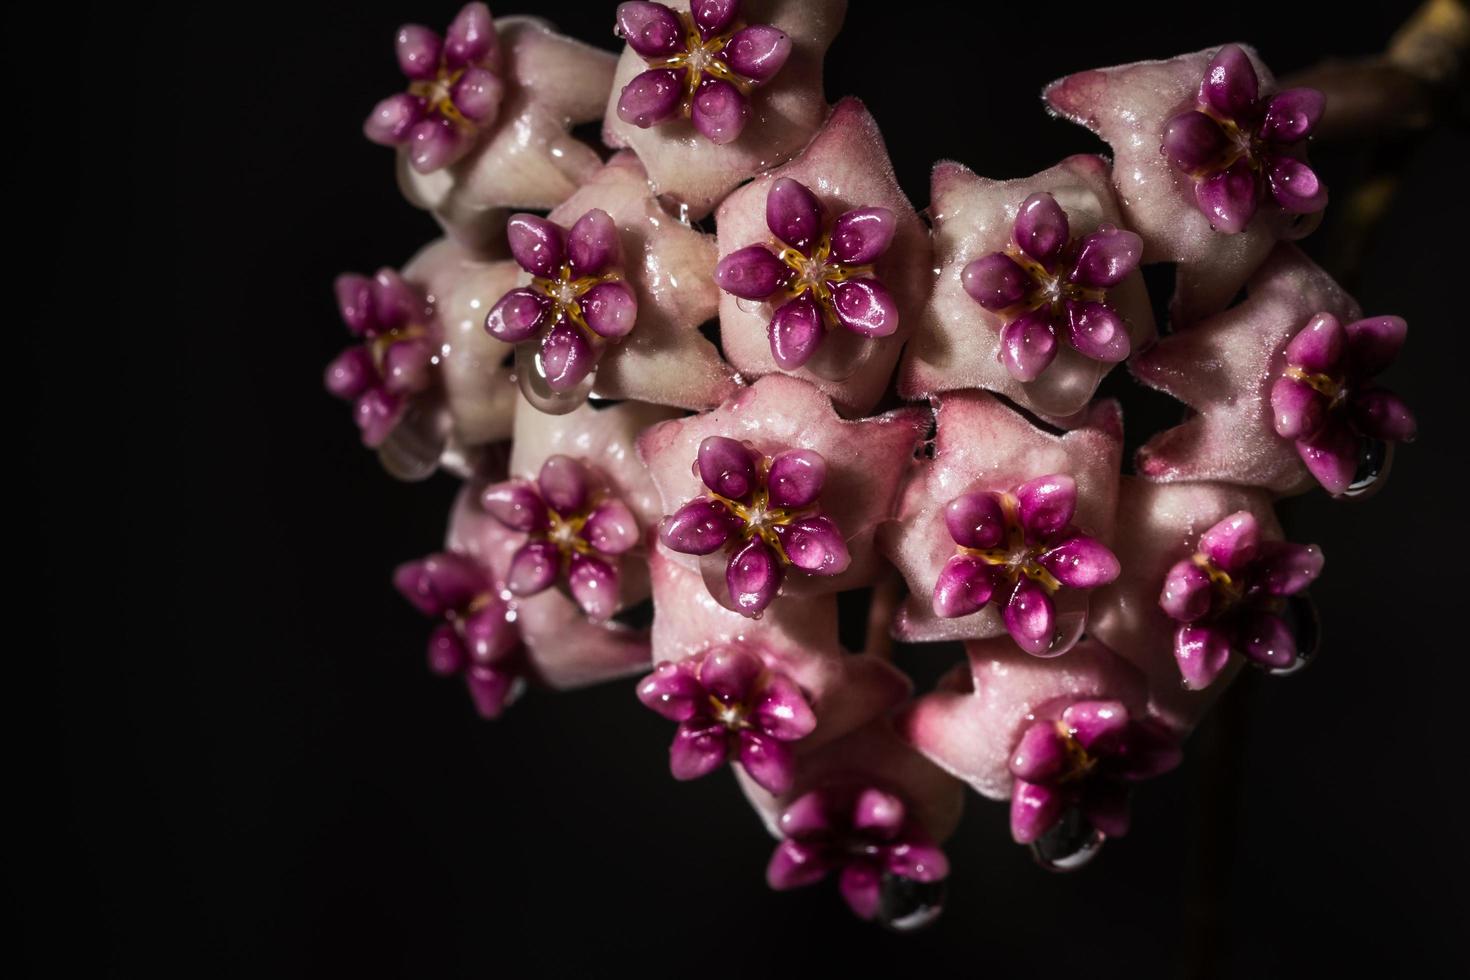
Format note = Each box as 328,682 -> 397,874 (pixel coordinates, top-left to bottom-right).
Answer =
1264,594 -> 1320,677
376,397 -> 449,481
734,297 -> 766,316
1042,609 -> 1088,658
1030,808 -> 1105,872
876,873 -> 945,932
1341,438 -> 1393,499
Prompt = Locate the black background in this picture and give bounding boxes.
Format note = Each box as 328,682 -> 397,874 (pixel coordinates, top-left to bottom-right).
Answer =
32,1 -> 1469,976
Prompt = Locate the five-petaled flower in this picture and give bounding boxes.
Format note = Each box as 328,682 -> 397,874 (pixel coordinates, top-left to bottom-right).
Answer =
934,476 -> 1117,658
485,210 -> 639,396
393,551 -> 523,718
1008,699 -> 1181,848
766,785 -> 950,924
1270,312 -> 1416,495
615,0 -> 792,144
961,192 -> 1142,382
480,455 -> 642,620
636,644 -> 816,793
658,436 -> 849,617
1162,43 -> 1326,234
1160,510 -> 1323,689
363,2 -> 505,174
933,474 -> 1120,656
715,177 -> 899,371
324,268 -> 436,447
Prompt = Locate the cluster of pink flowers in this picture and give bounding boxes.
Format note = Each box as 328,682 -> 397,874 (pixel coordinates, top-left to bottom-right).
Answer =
328,3 -> 1419,929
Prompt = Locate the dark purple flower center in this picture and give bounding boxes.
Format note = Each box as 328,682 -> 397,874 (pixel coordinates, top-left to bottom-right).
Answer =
954,493 -> 1062,596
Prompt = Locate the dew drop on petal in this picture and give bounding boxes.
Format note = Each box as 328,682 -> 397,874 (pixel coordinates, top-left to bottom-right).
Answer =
876,874 -> 946,932
1263,594 -> 1321,677
1341,438 -> 1393,499
1029,808 -> 1105,872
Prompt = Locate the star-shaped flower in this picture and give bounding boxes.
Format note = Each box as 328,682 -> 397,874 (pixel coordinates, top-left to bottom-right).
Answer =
1131,244 -> 1398,496
602,0 -> 847,218
714,98 -> 931,416
1088,478 -> 1288,729
901,156 -> 1155,419
878,392 -> 1122,655
898,636 -> 1164,869
378,10 -> 619,251
489,153 -> 739,414
639,375 -> 928,616
1044,44 -> 1324,324
746,720 -> 963,928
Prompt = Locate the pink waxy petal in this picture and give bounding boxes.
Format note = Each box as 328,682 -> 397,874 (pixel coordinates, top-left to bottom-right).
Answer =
853,788 -> 906,839
1350,388 -> 1417,443
1200,43 -> 1259,119
615,2 -> 684,58
1262,88 -> 1326,143
1159,558 -> 1213,622
943,491 -> 1007,550
582,498 -> 640,555
727,537 -> 784,616
714,244 -> 789,300
538,319 -> 597,392
1297,420 -> 1359,495
1285,312 -> 1346,374
1070,227 -> 1143,289
393,553 -> 486,617
1061,700 -> 1129,752
395,24 -> 443,80
1194,159 -> 1260,234
1266,156 -> 1327,214
537,454 -> 590,514
480,481 -> 550,532
1162,110 -> 1227,173
1270,376 -> 1326,440
451,67 -> 503,125
1345,315 -> 1408,378
699,645 -> 764,701
691,77 -> 749,144
767,839 -> 830,890
444,3 -> 497,68
962,252 -> 1029,311
659,498 -> 739,554
507,540 -> 560,596
579,280 -> 639,339
507,213 -> 566,278
364,93 -> 424,145
774,515 -> 851,576
723,25 -> 792,84
766,449 -> 827,509
1005,577 -> 1058,656
691,0 -> 737,39
1013,192 -> 1070,266
1238,611 -> 1295,669
465,665 -> 517,719
698,435 -> 761,500
1014,474 -> 1078,541
353,388 -> 401,447
1010,780 -> 1065,844
1175,623 -> 1232,690
407,118 -> 463,174
1038,534 -> 1120,589
325,346 -> 375,401
829,207 -> 896,265
1008,721 -> 1069,783
617,67 -> 687,128
838,865 -> 882,921
887,841 -> 949,883
1064,300 -> 1131,363
567,208 -> 620,277
637,660 -> 703,721
379,339 -> 433,396
999,310 -> 1059,382
1083,782 -> 1131,838
669,723 -> 730,780
1198,511 -> 1259,574
568,553 -> 620,620
769,294 -> 824,370
461,604 -> 517,664
427,624 -> 467,676
484,287 -> 550,343
830,278 -> 898,338
765,177 -> 824,254
932,554 -> 996,619
1257,542 -> 1323,596
753,674 -> 817,741
737,730 -> 795,794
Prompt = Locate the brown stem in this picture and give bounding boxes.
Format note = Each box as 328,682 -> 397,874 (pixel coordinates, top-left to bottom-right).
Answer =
863,571 -> 903,661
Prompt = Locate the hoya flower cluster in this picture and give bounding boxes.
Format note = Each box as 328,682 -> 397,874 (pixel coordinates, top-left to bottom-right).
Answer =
329,2 -> 1423,930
